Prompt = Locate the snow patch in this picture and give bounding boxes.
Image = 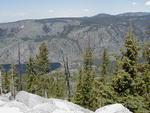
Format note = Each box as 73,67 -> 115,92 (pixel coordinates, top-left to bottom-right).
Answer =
95,104 -> 132,113
0,91 -> 132,113
0,106 -> 23,113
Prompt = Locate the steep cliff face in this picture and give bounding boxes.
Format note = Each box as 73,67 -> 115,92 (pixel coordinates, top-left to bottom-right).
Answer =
0,13 -> 150,63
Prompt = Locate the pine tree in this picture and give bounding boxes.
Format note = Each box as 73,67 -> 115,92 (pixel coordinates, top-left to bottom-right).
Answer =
81,69 -> 95,109
2,72 -> 10,93
112,28 -> 149,112
91,79 -> 116,111
143,42 -> 150,64
73,44 -> 95,110
119,94 -> 149,113
25,74 -> 38,94
83,44 -> 93,72
89,49 -> 113,111
54,75 -> 63,98
31,42 -> 51,96
142,42 -> 150,111
38,74 -> 50,97
25,57 -> 38,93
112,70 -> 132,95
35,42 -> 50,75
82,44 -> 95,109
48,72 -> 67,98
113,28 -> 140,95
26,57 -> 36,75
122,28 -> 139,78
100,48 -> 110,83
72,67 -> 84,106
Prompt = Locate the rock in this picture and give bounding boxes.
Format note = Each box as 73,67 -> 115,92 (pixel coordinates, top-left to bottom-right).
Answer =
0,106 -> 23,113
3,101 -> 29,112
26,102 -> 57,113
95,104 -> 132,113
15,91 -> 48,108
0,92 -> 11,102
0,91 -> 132,113
16,91 -> 93,113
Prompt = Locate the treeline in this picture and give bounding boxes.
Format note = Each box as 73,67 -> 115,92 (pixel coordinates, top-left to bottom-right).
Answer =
1,29 -> 150,113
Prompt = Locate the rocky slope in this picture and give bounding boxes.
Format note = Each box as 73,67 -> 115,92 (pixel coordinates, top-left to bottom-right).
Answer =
0,91 -> 132,113
0,12 -> 150,64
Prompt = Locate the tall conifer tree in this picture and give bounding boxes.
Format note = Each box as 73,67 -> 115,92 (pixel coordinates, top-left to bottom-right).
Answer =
25,57 -> 38,93
100,48 -> 109,83
73,44 -> 95,110
35,42 -> 50,75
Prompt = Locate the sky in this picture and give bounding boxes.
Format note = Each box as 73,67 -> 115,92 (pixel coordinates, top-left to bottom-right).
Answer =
0,0 -> 150,22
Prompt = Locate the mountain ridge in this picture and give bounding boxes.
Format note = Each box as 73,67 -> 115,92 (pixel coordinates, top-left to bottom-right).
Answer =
0,12 -> 150,64
1,12 -> 150,24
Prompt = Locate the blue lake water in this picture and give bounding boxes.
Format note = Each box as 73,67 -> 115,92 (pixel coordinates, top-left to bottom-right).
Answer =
0,62 -> 61,75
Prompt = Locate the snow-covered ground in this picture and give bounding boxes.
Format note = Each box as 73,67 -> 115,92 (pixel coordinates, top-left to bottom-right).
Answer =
0,91 -> 132,113
95,104 -> 132,113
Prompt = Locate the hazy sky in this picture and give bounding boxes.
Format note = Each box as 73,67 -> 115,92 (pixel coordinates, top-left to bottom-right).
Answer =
0,0 -> 150,22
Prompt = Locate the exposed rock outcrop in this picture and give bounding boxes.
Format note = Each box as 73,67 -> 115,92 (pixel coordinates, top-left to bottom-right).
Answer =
0,91 -> 132,113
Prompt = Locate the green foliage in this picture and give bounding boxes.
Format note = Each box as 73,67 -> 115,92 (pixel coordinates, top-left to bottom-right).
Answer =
2,72 -> 10,93
112,29 -> 140,95
35,74 -> 50,97
112,70 -> 132,95
91,80 -> 116,111
24,42 -> 53,97
72,67 -> 84,106
24,74 -> 38,94
111,29 -> 150,112
100,48 -> 110,83
81,70 -> 95,109
142,71 -> 150,94
82,45 -> 94,72
24,71 -> 67,98
25,57 -> 38,93
73,44 -> 95,110
143,42 -> 150,64
118,95 -> 149,113
122,29 -> 139,77
26,57 -> 36,75
35,42 -> 50,75
47,72 -> 67,99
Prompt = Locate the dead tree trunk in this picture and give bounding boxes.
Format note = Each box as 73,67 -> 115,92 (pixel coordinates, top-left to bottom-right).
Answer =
18,43 -> 22,91
10,66 -> 16,100
62,56 -> 71,101
44,88 -> 48,98
0,71 -> 3,95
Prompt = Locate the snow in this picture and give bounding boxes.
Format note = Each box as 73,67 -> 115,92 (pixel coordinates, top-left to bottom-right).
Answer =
16,91 -> 48,108
54,100 -> 70,111
4,100 -> 29,112
95,104 -> 132,113
52,109 -> 73,113
0,106 -> 23,113
0,100 -> 6,105
0,91 -> 132,113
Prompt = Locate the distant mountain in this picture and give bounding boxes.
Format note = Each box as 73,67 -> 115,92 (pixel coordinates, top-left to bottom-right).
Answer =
92,13 -> 112,17
117,12 -> 150,17
0,12 -> 150,64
